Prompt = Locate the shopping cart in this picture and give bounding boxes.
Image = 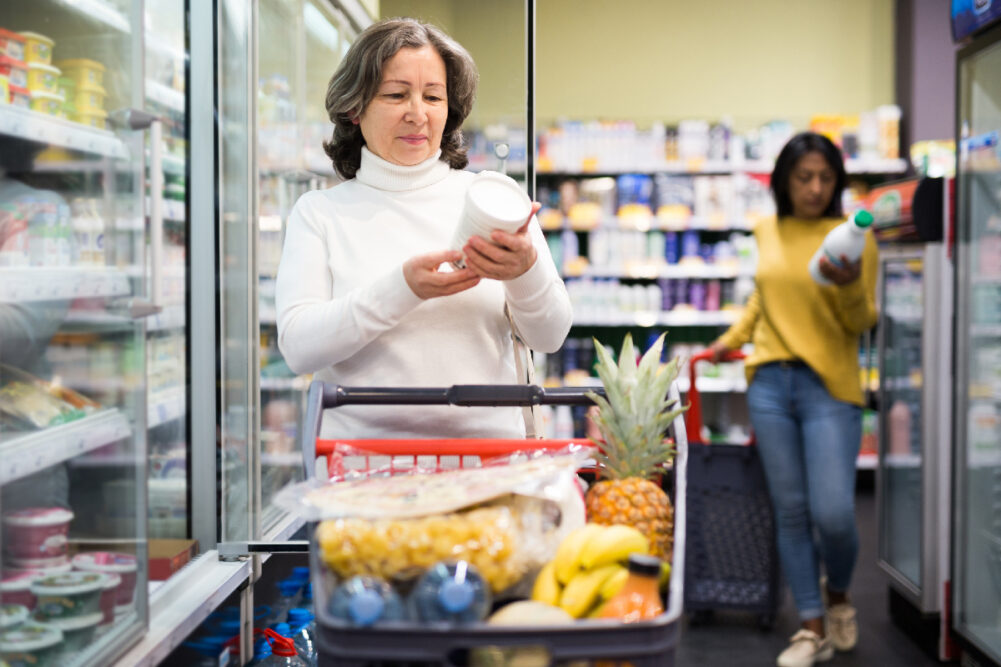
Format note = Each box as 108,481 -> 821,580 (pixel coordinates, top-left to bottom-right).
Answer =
683,351 -> 780,629
299,382 -> 689,666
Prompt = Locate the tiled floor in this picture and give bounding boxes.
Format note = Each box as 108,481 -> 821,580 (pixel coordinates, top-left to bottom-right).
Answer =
675,477 -> 942,666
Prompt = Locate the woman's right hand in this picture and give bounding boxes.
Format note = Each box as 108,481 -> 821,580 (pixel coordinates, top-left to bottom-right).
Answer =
403,250 -> 481,299
707,340 -> 730,364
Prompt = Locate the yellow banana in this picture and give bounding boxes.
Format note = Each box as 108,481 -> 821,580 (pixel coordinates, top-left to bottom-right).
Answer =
659,561 -> 672,591
554,523 -> 606,584
531,560 -> 562,606
579,524 -> 649,570
559,564 -> 622,618
599,566 -> 629,600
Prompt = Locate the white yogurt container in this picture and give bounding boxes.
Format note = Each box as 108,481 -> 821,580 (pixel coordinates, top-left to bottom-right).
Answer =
451,171 -> 532,269
45,613 -> 101,654
0,605 -> 28,632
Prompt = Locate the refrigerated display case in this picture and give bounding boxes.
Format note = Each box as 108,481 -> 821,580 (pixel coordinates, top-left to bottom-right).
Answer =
953,23 -> 1001,665
0,1 -> 151,664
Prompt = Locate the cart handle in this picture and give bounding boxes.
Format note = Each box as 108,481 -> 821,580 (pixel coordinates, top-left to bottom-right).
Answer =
685,349 -> 745,446
300,383 -> 605,478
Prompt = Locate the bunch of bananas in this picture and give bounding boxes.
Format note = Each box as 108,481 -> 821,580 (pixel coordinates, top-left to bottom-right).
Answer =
530,523 -> 651,618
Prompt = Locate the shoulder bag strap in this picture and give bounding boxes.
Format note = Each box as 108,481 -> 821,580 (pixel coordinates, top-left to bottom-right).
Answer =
504,303 -> 543,438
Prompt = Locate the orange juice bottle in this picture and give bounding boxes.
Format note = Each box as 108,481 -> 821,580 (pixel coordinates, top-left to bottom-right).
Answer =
599,553 -> 664,622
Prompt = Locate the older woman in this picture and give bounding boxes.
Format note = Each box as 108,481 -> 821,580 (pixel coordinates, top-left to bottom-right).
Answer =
275,17 -> 572,439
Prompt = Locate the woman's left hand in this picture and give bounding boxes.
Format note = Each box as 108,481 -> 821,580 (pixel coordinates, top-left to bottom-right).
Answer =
819,254 -> 862,286
462,202 -> 541,280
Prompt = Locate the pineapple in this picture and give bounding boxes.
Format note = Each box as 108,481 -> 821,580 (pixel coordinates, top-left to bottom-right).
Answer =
585,333 -> 686,561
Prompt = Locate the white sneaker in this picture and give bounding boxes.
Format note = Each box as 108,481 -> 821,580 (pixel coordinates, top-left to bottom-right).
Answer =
827,602 -> 859,651
776,629 -> 834,667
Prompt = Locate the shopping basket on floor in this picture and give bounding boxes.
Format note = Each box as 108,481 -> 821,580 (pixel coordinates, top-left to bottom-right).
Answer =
299,382 -> 689,666
683,351 -> 780,628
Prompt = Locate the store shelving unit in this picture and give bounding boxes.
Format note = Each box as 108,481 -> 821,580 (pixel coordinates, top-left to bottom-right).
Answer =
0,106 -> 129,159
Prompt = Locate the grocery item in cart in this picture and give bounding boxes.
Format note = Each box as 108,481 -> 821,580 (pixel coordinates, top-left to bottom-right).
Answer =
409,560 -> 491,624
326,576 -> 407,627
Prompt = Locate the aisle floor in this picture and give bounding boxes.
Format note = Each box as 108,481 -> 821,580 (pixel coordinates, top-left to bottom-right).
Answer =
675,479 -> 942,666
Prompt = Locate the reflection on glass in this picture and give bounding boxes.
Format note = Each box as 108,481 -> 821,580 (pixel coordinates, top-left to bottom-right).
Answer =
0,0 -> 148,662
957,36 -> 1001,658
879,258 -> 924,588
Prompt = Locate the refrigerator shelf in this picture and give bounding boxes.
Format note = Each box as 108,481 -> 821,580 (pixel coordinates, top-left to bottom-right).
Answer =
145,79 -> 185,112
0,267 -> 131,303
0,408 -> 132,484
0,106 -> 129,159
51,0 -> 131,32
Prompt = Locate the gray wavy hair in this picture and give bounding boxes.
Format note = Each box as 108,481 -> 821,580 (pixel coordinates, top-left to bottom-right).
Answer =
323,17 -> 478,179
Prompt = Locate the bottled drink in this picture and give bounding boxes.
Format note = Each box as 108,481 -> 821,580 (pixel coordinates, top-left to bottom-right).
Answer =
327,576 -> 407,627
599,553 -> 664,623
258,627 -> 308,666
270,577 -> 304,625
410,561 -> 491,624
808,210 -> 874,285
287,608 -> 316,665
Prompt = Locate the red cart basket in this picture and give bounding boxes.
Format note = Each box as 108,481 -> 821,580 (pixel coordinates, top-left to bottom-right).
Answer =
298,382 -> 689,666
683,350 -> 781,629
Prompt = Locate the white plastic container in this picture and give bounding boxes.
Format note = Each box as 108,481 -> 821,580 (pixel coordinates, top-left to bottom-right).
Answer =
45,613 -> 102,653
71,552 -> 137,610
0,605 -> 28,632
808,210 -> 874,286
31,572 -> 107,621
2,507 -> 74,560
451,171 -> 532,269
0,622 -> 63,665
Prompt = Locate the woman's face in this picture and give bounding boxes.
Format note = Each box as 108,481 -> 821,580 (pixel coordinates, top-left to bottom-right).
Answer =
788,151 -> 837,219
357,45 -> 448,166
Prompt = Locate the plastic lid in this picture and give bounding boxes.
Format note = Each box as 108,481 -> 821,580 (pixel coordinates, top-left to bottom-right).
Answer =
0,622 -> 63,651
0,29 -> 26,43
42,612 -> 102,631
272,622 -> 290,636
291,566 -> 310,581
72,552 -> 137,574
437,579 -> 474,613
18,32 -> 54,45
263,628 -> 297,657
348,589 -> 384,627
99,573 -> 122,590
287,608 -> 313,624
1,571 -> 41,592
7,557 -> 71,574
0,605 -> 28,629
30,571 -> 106,596
626,553 -> 663,577
29,90 -> 64,102
278,579 -> 300,596
0,55 -> 27,69
465,171 -> 532,231
217,619 -> 241,635
56,58 -> 106,71
852,210 -> 874,228
3,507 -> 74,527
27,62 -> 59,73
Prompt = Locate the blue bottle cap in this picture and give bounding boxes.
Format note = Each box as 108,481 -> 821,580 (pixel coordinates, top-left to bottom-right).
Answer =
291,566 -> 311,580
438,579 -> 474,613
279,579 -> 301,596
348,589 -> 385,627
271,622 -> 291,637
288,608 -> 313,625
301,582 -> 313,602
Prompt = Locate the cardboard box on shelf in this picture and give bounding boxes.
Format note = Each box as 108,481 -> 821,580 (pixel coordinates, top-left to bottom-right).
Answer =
148,538 -> 197,581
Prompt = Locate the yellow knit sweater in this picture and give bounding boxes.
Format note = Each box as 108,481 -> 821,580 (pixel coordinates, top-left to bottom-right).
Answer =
718,215 -> 879,406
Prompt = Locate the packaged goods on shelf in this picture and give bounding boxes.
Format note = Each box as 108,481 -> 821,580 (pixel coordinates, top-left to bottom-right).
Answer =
29,90 -> 63,117
26,62 -> 59,96
55,59 -> 106,89
0,365 -> 99,431
19,32 -> 53,66
0,29 -> 26,62
0,54 -> 28,89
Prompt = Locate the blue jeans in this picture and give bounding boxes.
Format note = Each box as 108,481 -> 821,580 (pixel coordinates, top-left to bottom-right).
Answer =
747,362 -> 862,621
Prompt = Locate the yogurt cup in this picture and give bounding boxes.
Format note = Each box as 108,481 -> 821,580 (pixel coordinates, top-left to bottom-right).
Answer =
26,62 -> 59,95
451,171 -> 532,269
30,572 -> 106,621
8,85 -> 29,109
29,90 -> 63,117
6,556 -> 71,577
0,572 -> 40,610
0,622 -> 63,667
0,606 -> 28,632
72,81 -> 105,114
3,508 -> 73,560
96,574 -> 120,625
43,613 -> 100,654
18,32 -> 53,66
0,29 -> 26,62
71,552 -> 136,607
54,58 -> 104,88
0,55 -> 27,89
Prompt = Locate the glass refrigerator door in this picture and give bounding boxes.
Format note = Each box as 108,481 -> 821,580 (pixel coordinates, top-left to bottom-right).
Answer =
878,253 -> 925,592
0,0 -> 151,663
955,27 -> 1001,661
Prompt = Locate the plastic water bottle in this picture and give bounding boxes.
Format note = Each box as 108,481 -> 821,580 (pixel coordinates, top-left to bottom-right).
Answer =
270,578 -> 303,625
808,210 -> 874,285
258,627 -> 308,666
327,576 -> 408,627
287,608 -> 316,665
410,561 -> 492,624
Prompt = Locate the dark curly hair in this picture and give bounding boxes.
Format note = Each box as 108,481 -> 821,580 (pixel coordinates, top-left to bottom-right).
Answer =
771,131 -> 846,219
323,17 -> 478,180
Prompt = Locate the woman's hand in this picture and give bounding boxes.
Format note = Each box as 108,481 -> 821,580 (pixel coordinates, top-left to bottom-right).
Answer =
461,202 -> 541,281
403,250 -> 481,299
819,254 -> 862,286
707,340 -> 731,364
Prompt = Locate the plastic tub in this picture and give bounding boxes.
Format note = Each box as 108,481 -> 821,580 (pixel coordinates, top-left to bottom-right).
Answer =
18,32 -> 53,66
71,109 -> 107,130
8,84 -> 29,108
71,552 -> 136,608
0,606 -> 28,632
2,508 -> 74,560
6,556 -> 71,576
29,91 -> 63,117
31,572 -> 106,621
54,58 -> 104,87
45,613 -> 100,654
96,574 -> 120,625
55,76 -> 74,101
0,29 -> 25,62
0,55 -> 27,89
0,572 -> 40,610
0,622 -> 63,667
71,81 -> 105,114
26,62 -> 59,95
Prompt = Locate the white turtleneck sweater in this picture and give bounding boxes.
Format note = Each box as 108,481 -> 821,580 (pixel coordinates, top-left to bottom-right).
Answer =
275,148 -> 573,439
